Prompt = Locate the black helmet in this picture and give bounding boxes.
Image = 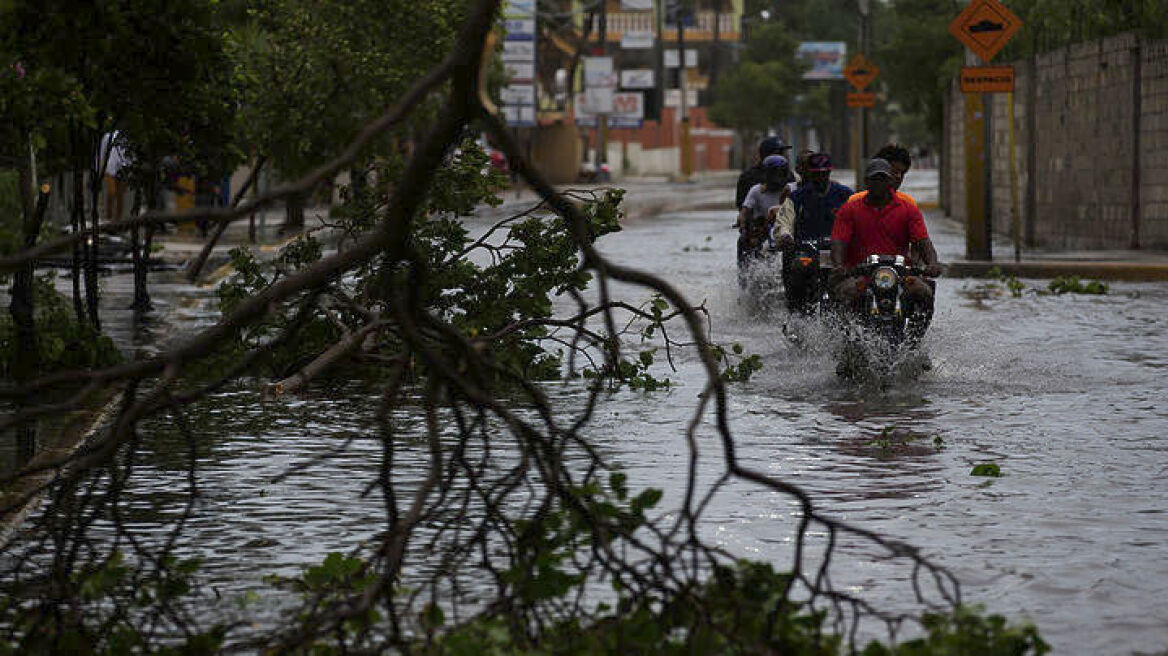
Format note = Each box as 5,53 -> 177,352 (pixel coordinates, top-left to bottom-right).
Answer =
758,136 -> 790,158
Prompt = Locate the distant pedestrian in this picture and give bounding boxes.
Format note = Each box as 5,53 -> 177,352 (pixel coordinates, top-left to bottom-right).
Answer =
97,131 -> 130,222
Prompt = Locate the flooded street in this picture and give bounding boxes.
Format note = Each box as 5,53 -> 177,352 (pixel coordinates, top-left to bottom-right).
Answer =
34,175 -> 1168,654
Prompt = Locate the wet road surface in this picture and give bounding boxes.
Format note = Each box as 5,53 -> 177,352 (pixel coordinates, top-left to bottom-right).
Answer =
17,174 -> 1168,654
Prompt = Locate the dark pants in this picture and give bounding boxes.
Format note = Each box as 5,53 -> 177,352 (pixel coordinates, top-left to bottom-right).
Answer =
782,249 -> 819,313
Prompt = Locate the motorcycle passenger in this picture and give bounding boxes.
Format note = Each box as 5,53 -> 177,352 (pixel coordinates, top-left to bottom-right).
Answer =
849,143 -> 917,207
736,155 -> 795,286
793,149 -> 815,188
776,153 -> 853,312
830,158 -> 941,331
736,136 -> 792,210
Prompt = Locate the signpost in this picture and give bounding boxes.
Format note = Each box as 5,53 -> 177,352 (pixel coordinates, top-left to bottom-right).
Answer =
959,65 -> 1015,93
844,53 -> 879,187
949,0 -> 1023,261
846,92 -> 876,108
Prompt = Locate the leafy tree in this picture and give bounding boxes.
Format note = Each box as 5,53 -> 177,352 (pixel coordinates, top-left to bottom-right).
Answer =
710,20 -> 804,144
748,0 -> 860,46
876,0 -> 964,141
230,0 -> 465,226
0,0 -> 240,321
0,3 -> 1051,655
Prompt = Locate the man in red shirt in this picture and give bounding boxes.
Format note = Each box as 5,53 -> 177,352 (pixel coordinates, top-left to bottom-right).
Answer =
830,158 -> 941,315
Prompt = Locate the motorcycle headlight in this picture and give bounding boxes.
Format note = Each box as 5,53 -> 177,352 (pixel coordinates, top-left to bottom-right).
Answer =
873,267 -> 898,290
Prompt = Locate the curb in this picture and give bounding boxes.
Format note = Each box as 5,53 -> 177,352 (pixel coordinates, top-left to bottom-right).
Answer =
946,260 -> 1168,281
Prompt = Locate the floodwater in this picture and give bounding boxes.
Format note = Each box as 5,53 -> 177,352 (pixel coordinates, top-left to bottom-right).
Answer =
8,174 -> 1168,654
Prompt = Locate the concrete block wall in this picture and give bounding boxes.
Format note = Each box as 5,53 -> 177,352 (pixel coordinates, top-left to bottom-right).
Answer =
944,80 -> 967,224
989,70 -> 1028,246
942,32 -> 1168,251
1141,39 -> 1168,247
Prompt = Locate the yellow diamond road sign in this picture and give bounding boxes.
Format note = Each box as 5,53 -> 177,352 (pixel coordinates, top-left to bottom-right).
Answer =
949,0 -> 1022,64
843,54 -> 879,92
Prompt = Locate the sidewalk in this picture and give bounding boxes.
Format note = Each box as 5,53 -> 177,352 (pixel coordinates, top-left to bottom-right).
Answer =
925,209 -> 1168,282
152,169 -> 1168,283
152,171 -> 743,276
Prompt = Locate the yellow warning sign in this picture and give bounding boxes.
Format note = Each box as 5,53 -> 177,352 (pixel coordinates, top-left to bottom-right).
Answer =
949,0 -> 1022,64
843,54 -> 879,92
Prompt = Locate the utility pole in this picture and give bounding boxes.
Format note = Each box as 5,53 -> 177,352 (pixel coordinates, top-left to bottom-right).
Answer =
677,1 -> 693,181
856,0 -> 871,190
655,0 -> 665,122
596,0 -> 609,179
710,0 -> 721,101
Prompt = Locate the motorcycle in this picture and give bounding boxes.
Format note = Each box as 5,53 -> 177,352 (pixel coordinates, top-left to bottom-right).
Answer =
783,237 -> 835,316
835,254 -> 933,383
736,215 -> 782,303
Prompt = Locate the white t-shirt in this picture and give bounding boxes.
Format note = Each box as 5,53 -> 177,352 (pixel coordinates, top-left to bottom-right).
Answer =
742,183 -> 787,221
743,183 -> 795,237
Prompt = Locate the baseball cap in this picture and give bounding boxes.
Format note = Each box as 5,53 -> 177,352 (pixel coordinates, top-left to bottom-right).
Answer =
807,153 -> 833,172
758,136 -> 790,157
864,157 -> 894,179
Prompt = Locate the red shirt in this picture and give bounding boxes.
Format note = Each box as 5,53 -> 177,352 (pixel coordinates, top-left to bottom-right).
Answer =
830,193 -> 930,268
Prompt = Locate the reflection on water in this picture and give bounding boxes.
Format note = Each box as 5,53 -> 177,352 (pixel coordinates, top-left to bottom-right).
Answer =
12,203 -> 1168,655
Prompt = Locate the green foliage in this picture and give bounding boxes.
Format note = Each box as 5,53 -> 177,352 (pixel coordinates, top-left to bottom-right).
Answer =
1047,275 -> 1108,296
265,552 -> 383,643
0,552 -> 225,656
710,20 -> 804,138
711,342 -> 764,383
583,346 -> 673,391
217,149 -> 626,385
0,169 -> 20,256
1,0 -> 241,184
985,266 -> 1027,298
231,0 -> 464,180
428,562 -> 1048,656
0,275 -> 121,378
970,463 -> 1003,478
876,0 -> 964,140
1001,0 -> 1168,55
863,604 -> 1049,655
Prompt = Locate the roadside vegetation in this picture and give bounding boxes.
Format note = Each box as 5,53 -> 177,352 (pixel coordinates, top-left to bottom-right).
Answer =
0,1 -> 1055,654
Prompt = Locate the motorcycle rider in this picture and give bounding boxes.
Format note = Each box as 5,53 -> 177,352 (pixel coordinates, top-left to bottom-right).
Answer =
736,155 -> 795,287
776,152 -> 853,312
736,136 -> 792,209
830,158 -> 941,327
849,143 -> 916,206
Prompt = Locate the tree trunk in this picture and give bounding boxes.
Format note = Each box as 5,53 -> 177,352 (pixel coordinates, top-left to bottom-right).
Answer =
284,190 -> 306,232
85,166 -> 102,330
130,188 -> 152,313
10,164 -> 50,467
71,168 -> 85,324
